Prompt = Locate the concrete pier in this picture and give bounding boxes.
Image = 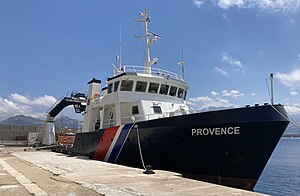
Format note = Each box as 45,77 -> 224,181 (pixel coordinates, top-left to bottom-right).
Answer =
0,146 -> 266,196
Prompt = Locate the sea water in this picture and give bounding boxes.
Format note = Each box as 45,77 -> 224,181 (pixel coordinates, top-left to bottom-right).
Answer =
254,138 -> 300,196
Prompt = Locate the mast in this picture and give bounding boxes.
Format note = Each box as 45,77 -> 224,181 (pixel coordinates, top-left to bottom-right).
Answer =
178,48 -> 185,79
136,9 -> 161,74
270,73 -> 274,105
119,27 -> 122,70
144,9 -> 150,67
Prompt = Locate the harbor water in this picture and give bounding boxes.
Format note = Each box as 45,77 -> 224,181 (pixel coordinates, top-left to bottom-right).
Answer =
254,137 -> 300,196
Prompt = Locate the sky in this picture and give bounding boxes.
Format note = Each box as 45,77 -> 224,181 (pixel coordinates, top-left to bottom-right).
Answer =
1,0 -> 300,121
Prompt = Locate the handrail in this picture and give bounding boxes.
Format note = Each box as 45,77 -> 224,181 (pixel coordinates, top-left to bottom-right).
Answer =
46,96 -> 64,115
121,65 -> 184,82
120,109 -> 188,124
102,119 -> 116,128
102,110 -> 205,128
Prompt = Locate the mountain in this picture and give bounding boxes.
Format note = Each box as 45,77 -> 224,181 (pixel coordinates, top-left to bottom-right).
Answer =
0,115 -> 43,126
285,125 -> 299,134
54,116 -> 81,129
0,115 -> 81,129
284,115 -> 300,134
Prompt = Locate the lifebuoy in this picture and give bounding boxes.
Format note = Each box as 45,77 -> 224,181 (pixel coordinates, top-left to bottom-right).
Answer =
92,92 -> 100,100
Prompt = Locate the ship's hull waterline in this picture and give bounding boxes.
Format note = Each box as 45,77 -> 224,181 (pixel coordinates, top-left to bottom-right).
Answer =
72,104 -> 289,190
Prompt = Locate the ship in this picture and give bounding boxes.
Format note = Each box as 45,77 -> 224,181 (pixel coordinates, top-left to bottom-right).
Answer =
68,9 -> 289,190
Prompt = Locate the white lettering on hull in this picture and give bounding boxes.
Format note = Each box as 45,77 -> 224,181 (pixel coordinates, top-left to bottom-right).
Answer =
191,127 -> 240,136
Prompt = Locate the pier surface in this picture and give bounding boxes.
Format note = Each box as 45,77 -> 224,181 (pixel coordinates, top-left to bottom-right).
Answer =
0,146 -> 266,196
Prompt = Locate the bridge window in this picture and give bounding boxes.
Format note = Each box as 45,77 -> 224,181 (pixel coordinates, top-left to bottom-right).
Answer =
153,106 -> 162,114
120,80 -> 133,91
114,81 -> 120,92
135,81 -> 147,92
159,84 -> 169,95
169,86 -> 178,96
177,88 -> 184,98
107,83 -> 113,94
132,105 -> 139,115
183,90 -> 187,100
148,82 -> 159,93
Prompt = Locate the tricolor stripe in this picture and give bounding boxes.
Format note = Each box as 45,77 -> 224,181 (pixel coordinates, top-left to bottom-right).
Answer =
108,123 -> 133,163
92,123 -> 134,162
104,125 -> 124,161
92,126 -> 120,160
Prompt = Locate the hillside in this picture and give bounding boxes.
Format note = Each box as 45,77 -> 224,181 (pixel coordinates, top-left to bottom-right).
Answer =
284,116 -> 300,135
0,115 -> 43,126
0,115 -> 81,129
54,115 -> 81,129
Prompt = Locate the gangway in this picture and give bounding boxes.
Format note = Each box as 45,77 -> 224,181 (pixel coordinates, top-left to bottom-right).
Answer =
43,92 -> 87,145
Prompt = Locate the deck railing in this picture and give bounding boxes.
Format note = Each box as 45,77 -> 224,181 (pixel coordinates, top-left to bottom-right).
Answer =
101,109 -> 213,128
102,119 -> 116,128
120,109 -> 188,125
102,112 -> 181,128
122,65 -> 184,82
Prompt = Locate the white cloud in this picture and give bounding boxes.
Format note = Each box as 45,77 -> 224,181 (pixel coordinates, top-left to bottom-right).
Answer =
0,98 -> 31,117
211,91 -> 219,96
254,0 -> 300,12
275,68 -> 300,89
285,103 -> 300,115
212,52 -> 247,75
214,66 -> 228,76
193,0 -> 300,13
290,91 -> 298,96
193,0 -> 205,8
222,52 -> 244,69
187,89 -> 245,111
221,89 -> 245,99
216,0 -> 246,9
10,93 -> 56,107
187,96 -> 234,110
251,93 -> 257,96
0,93 -> 56,120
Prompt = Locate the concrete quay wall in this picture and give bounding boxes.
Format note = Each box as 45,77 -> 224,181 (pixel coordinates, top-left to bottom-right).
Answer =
0,125 -> 41,144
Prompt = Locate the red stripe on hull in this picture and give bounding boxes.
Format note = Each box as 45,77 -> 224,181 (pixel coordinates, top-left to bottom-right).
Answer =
92,126 -> 120,160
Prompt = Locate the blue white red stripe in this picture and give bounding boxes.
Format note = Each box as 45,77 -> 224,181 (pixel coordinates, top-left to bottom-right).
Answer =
107,123 -> 134,163
92,123 -> 134,162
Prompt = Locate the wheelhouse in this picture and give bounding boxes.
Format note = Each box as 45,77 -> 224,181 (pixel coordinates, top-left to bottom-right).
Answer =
83,65 -> 189,131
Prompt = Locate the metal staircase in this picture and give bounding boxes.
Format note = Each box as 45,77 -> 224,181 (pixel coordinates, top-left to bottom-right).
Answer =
46,96 -> 64,116
46,92 -> 87,119
42,91 -> 87,145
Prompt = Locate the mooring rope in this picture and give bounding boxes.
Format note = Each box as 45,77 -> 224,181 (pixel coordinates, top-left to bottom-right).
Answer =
266,78 -> 272,102
286,112 -> 300,130
266,76 -> 300,130
270,104 -> 300,130
135,125 -> 147,170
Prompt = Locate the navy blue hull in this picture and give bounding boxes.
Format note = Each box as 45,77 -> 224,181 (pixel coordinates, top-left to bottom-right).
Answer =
72,104 -> 289,190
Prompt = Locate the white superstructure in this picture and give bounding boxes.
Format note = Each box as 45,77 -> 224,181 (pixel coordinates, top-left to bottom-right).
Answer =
82,9 -> 189,132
